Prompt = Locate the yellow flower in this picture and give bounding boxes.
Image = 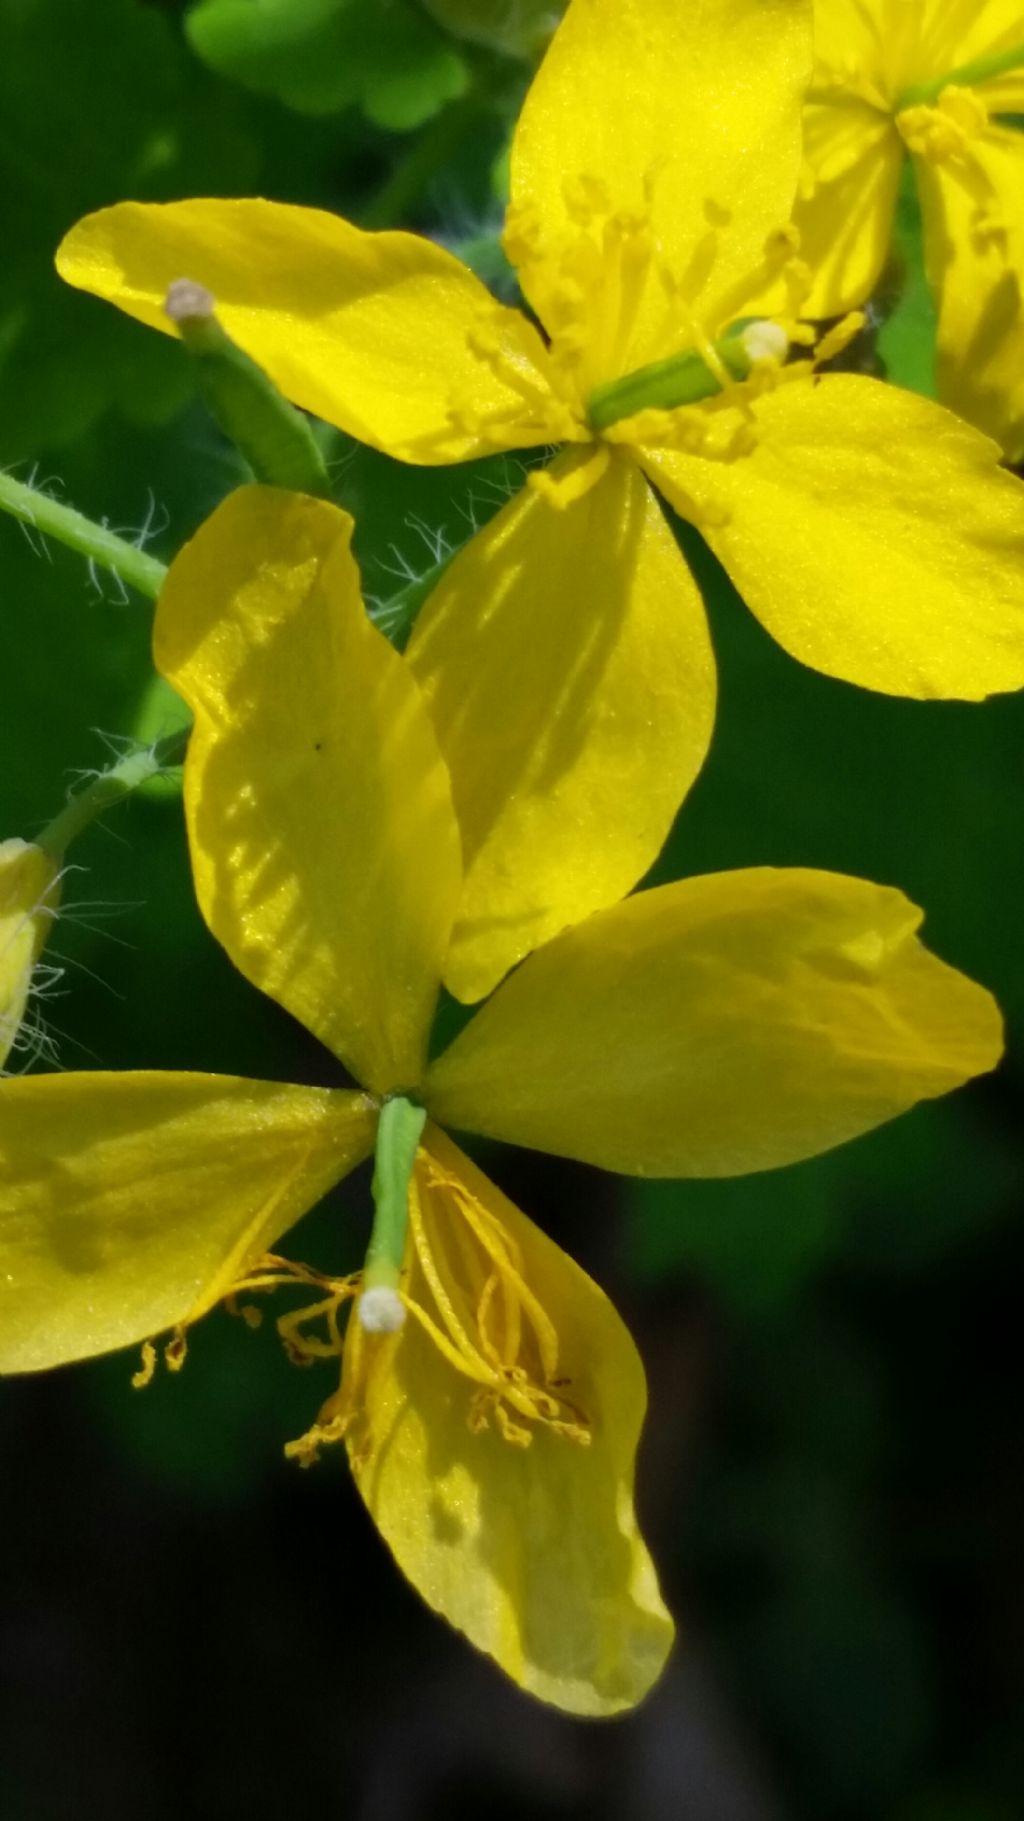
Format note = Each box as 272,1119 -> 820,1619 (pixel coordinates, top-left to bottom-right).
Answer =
796,0 -> 1024,458
0,840 -> 60,1071
56,0 -> 1024,999
0,487 -> 1003,1710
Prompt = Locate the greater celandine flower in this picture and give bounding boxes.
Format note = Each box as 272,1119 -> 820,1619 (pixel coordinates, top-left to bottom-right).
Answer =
0,840 -> 60,1069
0,486 -> 1004,1712
56,0 -> 1024,1002
795,0 -> 1024,459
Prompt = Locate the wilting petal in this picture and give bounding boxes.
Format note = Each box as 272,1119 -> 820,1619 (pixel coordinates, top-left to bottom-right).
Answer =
795,102 -> 904,317
0,1072 -> 374,1374
156,487 -> 462,1096
406,452 -> 715,1002
57,198 -> 561,462
426,868 -> 1002,1177
344,1126 -> 673,1716
915,125 -> 1024,461
509,0 -> 811,371
0,840 -> 60,1070
646,373 -> 1024,699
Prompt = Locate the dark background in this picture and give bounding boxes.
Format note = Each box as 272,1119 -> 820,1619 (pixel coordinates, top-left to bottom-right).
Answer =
2,4 -> 1023,1817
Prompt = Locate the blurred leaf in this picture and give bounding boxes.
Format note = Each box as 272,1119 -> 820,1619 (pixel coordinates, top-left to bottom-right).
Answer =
738,1576 -> 933,1809
839,1095 -> 1022,1274
186,0 -> 468,128
420,0 -> 561,59
0,0 -> 258,459
623,1165 -> 840,1314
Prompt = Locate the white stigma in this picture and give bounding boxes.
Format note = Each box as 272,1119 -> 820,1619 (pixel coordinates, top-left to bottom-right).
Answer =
164,277 -> 216,324
357,1286 -> 407,1334
739,319 -> 789,367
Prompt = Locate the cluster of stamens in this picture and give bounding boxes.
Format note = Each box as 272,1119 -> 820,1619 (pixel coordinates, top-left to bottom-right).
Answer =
897,85 -> 989,162
158,1160 -> 592,1471
447,166 -> 864,523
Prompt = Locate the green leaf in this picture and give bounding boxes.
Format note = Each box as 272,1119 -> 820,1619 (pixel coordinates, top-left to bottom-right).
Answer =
0,0 -> 257,459
186,0 -> 467,126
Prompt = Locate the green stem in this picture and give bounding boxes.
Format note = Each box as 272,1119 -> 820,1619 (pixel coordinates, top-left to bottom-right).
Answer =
897,40 -> 1024,109
167,282 -> 331,498
37,728 -> 189,857
365,1095 -> 427,1293
0,469 -> 167,600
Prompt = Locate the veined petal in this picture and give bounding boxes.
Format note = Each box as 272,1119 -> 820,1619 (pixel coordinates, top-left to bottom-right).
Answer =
425,868 -> 1002,1177
509,0 -> 812,372
812,0 -> 892,78
943,1 -> 1024,97
406,452 -> 716,1003
0,840 -> 60,1071
56,198 -> 561,463
645,374 -> 1024,700
155,487 -> 462,1095
0,1071 -> 374,1374
345,1126 -> 673,1715
916,126 -> 1024,462
795,101 -> 904,316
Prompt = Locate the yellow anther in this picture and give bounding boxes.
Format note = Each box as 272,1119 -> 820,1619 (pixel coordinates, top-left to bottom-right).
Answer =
562,171 -> 612,225
898,86 -> 989,162
131,1339 -> 157,1390
165,1327 -> 188,1373
813,311 -> 867,366
528,443 -> 611,510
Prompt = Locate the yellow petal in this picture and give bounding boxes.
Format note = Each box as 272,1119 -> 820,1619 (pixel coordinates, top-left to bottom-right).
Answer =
56,198 -> 561,463
795,102 -> 904,317
645,373 -> 1024,699
509,0 -> 812,372
915,126 -> 1024,462
812,0 -> 891,76
406,452 -> 716,1002
425,868 -> 1002,1176
155,486 -> 462,1095
942,1 -> 1024,105
0,840 -> 60,1071
345,1126 -> 673,1715
0,1071 -> 374,1374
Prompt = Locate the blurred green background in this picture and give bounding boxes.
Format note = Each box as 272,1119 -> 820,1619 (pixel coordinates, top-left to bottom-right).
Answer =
2,4 -> 1023,1818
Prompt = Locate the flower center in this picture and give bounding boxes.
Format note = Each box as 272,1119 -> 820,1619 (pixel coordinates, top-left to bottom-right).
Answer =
586,319 -> 791,433
897,85 -> 990,163
209,1142 -> 592,1469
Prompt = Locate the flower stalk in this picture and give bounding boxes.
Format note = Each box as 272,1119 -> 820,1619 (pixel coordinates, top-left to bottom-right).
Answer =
0,469 -> 167,601
37,728 -> 190,857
